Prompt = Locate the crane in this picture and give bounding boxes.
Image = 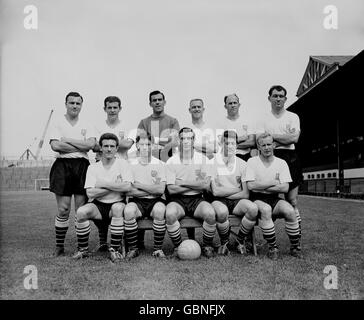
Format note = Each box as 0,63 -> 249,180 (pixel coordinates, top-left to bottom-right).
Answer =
35,109 -> 54,160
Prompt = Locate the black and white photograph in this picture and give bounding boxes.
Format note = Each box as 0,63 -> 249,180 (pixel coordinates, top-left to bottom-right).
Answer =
0,0 -> 363,308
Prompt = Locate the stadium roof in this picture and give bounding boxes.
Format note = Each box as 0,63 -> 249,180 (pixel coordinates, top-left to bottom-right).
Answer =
296,55 -> 353,98
287,50 -> 364,169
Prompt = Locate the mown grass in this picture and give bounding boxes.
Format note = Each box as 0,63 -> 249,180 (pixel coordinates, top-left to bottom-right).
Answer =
0,191 -> 363,300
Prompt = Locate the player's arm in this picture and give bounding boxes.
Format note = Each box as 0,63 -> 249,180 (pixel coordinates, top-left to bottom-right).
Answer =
264,182 -> 289,194
50,140 -> 81,153
194,140 -> 218,154
226,182 -> 250,200
176,176 -> 211,192
132,181 -> 166,196
237,134 -> 256,150
95,179 -> 131,193
272,131 -> 300,146
211,179 -> 240,197
86,187 -> 110,199
247,179 -> 279,192
119,138 -> 134,150
60,137 -> 96,151
127,186 -> 149,197
167,184 -> 193,195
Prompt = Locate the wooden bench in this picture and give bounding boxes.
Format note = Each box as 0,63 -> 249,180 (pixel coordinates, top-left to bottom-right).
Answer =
136,214 -> 257,256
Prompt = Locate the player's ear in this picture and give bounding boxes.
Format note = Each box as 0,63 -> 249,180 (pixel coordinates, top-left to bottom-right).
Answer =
272,141 -> 276,149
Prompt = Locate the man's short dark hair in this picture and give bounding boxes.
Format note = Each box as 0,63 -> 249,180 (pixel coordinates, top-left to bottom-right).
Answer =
268,85 -> 287,97
99,132 -> 119,147
190,98 -> 204,107
149,90 -> 165,102
179,127 -> 195,139
104,96 -> 121,108
224,93 -> 239,104
136,131 -> 152,143
65,92 -> 83,103
223,130 -> 238,143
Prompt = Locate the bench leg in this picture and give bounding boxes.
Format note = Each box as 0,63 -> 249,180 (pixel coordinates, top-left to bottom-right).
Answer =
187,227 -> 195,240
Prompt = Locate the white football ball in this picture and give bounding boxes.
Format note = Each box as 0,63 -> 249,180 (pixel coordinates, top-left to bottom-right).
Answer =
177,239 -> 201,260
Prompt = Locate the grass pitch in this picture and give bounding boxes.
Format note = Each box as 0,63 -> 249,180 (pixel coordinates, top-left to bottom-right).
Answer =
0,191 -> 363,300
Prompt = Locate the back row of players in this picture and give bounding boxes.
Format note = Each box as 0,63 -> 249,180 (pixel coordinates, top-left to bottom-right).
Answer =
49,86 -> 303,262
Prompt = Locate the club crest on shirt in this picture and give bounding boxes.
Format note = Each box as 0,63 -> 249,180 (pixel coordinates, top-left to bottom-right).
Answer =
236,176 -> 242,185
119,131 -> 125,139
81,128 -> 87,138
195,169 -> 206,181
151,170 -> 161,184
116,174 -> 123,182
275,173 -> 280,180
214,177 -> 223,187
286,124 -> 296,133
242,125 -> 248,134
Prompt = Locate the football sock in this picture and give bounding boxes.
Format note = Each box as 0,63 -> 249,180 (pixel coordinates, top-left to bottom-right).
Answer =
124,218 -> 138,250
166,221 -> 182,248
237,217 -> 256,243
153,219 -> 166,251
98,225 -> 108,246
55,216 -> 69,248
285,220 -> 301,249
259,219 -> 277,249
76,220 -> 91,251
110,217 -> 124,251
216,220 -> 230,245
202,221 -> 216,247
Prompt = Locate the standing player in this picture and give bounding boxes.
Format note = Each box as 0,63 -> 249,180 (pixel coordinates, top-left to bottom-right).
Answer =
260,85 -> 303,234
93,96 -> 135,251
137,90 -> 180,162
165,127 -> 216,258
124,132 -> 167,259
211,130 -> 258,255
49,92 -> 96,256
73,133 -> 132,262
216,94 -> 256,162
137,90 -> 180,248
246,132 -> 302,260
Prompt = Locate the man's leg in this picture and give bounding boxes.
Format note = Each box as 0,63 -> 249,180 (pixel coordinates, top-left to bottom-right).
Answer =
194,201 -> 216,258
273,200 -> 302,258
151,202 -> 167,258
256,200 -> 279,260
211,201 -> 230,255
73,203 -> 100,259
109,202 -> 125,262
124,202 -> 142,260
232,199 -> 258,255
285,186 -> 302,236
166,202 -> 185,254
54,195 -> 72,256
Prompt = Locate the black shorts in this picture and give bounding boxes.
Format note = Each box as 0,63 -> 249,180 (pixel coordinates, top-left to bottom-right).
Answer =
91,200 -> 125,230
212,197 -> 240,214
168,194 -> 204,217
236,153 -> 250,162
49,158 -> 89,196
249,192 -> 283,211
128,197 -> 166,218
274,149 -> 303,191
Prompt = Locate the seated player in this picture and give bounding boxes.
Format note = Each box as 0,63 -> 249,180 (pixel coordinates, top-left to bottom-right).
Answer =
73,133 -> 132,262
165,127 -> 216,258
211,130 -> 258,255
124,132 -> 167,260
246,132 -> 302,260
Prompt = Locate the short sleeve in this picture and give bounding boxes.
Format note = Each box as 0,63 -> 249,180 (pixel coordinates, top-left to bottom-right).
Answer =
120,160 -> 133,183
279,160 -> 292,184
165,162 -> 176,185
245,159 -> 256,182
84,165 -> 97,188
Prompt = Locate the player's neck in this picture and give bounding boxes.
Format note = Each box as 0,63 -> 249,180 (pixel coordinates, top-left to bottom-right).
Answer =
106,118 -> 120,127
101,156 -> 116,167
65,113 -> 79,123
152,111 -> 165,118
227,113 -> 239,121
139,155 -> 151,165
271,107 -> 285,117
180,149 -> 193,161
259,153 -> 274,164
192,117 -> 204,127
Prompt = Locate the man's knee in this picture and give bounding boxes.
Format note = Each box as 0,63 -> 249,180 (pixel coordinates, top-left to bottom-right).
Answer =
152,203 -> 166,221
111,202 -> 125,218
124,204 -> 137,221
215,208 -> 228,223
245,201 -> 258,220
76,205 -> 90,222
259,205 -> 272,220
201,205 -> 216,224
166,204 -> 179,224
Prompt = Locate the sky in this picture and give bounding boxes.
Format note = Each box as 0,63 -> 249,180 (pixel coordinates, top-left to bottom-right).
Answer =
1,0 -> 363,159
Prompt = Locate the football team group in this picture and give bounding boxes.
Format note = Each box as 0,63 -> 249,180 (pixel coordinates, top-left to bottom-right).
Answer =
49,86 -> 303,263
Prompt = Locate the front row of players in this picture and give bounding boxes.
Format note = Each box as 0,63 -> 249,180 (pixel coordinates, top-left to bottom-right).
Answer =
72,128 -> 302,262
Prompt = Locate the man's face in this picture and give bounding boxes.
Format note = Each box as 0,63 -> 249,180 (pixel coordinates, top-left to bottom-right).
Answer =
101,139 -> 118,159
179,131 -> 194,152
137,138 -> 152,158
150,93 -> 166,114
65,96 -> 82,118
189,100 -> 204,120
104,102 -> 121,120
268,89 -> 287,111
257,136 -> 274,158
223,137 -> 237,157
224,95 -> 240,116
